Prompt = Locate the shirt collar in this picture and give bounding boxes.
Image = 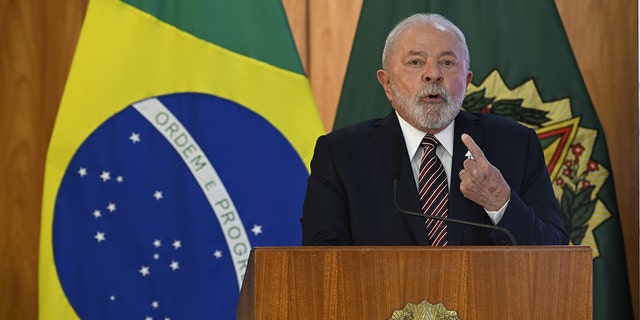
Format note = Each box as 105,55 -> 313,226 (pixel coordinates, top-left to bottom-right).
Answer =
396,111 -> 455,159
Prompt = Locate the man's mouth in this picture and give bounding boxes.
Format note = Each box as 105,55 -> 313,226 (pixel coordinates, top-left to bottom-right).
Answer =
421,93 -> 444,103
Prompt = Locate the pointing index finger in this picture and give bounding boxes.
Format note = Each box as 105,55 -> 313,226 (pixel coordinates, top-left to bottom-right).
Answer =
461,133 -> 486,162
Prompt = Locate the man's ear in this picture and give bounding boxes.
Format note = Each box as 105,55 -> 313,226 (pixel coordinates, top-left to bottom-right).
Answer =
465,70 -> 473,86
376,69 -> 393,101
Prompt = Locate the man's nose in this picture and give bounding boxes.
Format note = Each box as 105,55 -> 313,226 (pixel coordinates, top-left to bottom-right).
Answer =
423,63 -> 443,83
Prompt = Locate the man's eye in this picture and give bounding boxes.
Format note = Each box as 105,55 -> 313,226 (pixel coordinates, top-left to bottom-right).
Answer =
409,60 -> 421,65
442,60 -> 454,66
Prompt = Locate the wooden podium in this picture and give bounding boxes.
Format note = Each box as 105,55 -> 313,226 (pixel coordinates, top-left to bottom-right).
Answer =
236,246 -> 592,319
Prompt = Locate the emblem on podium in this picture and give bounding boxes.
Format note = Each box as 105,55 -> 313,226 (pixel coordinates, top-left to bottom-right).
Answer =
389,300 -> 460,320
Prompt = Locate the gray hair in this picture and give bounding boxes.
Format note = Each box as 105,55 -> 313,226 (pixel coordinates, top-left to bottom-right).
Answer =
381,13 -> 470,70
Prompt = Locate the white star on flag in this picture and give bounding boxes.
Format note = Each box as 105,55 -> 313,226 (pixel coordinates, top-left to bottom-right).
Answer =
94,231 -> 106,242
139,266 -> 150,277
172,240 -> 181,250
100,171 -> 111,182
129,132 -> 141,143
251,224 -> 263,235
78,167 -> 87,177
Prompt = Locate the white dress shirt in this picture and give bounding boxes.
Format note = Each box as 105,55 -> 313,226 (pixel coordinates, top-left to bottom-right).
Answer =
396,111 -> 507,224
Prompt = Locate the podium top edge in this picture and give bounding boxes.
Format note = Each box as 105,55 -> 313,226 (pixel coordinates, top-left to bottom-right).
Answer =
251,245 -> 590,253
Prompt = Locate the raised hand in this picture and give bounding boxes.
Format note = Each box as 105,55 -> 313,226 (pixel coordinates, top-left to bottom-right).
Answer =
458,133 -> 511,211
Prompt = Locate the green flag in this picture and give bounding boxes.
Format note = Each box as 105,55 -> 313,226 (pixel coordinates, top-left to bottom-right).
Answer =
336,1 -> 632,319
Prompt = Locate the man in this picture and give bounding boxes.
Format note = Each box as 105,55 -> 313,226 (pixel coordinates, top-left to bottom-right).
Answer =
301,13 -> 568,246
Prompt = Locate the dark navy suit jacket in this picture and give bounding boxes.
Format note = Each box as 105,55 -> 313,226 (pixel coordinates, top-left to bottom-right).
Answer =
301,111 -> 568,246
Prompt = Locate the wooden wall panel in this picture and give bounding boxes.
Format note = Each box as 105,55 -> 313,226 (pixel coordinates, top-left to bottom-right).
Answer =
307,0 -> 363,132
0,0 -> 88,319
0,0 -> 636,319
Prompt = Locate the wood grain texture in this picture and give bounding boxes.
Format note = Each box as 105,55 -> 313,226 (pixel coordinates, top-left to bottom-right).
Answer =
307,0 -> 363,133
0,0 -> 636,319
238,246 -> 593,319
0,0 -> 87,319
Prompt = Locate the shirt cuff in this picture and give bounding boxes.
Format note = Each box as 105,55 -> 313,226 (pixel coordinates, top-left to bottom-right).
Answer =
485,198 -> 510,225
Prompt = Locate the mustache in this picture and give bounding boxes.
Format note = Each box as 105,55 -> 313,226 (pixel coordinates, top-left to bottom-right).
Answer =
416,84 -> 449,103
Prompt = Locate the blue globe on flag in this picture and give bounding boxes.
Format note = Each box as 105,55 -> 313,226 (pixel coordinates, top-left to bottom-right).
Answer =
52,92 -> 308,319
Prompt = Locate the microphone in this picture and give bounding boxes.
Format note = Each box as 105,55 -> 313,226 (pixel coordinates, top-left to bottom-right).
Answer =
391,135 -> 517,245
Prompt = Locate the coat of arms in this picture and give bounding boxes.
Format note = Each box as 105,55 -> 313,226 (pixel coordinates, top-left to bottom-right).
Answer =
464,70 -> 610,255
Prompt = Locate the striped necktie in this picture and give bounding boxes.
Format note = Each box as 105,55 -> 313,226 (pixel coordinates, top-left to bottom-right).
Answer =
418,134 -> 449,246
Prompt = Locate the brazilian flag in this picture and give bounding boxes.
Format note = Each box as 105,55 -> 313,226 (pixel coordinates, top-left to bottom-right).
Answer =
336,1 -> 633,319
38,0 -> 324,319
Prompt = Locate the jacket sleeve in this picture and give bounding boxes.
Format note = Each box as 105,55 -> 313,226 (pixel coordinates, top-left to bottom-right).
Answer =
493,129 -> 569,245
301,136 -> 353,245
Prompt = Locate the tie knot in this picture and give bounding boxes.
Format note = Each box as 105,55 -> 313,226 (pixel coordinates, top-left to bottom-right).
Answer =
422,134 -> 439,149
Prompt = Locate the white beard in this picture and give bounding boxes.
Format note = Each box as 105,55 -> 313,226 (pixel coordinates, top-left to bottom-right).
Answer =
391,82 -> 464,132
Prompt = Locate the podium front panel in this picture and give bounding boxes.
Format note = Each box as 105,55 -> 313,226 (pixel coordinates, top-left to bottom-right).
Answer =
237,246 -> 592,319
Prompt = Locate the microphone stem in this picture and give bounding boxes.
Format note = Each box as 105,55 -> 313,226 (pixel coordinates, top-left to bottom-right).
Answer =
393,179 -> 517,246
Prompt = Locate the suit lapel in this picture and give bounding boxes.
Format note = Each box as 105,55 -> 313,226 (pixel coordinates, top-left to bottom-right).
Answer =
449,111 -> 484,245
371,112 -> 431,245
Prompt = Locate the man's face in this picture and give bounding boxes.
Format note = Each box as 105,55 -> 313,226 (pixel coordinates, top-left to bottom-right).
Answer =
377,23 -> 473,133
